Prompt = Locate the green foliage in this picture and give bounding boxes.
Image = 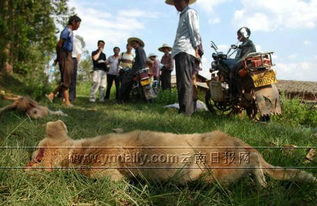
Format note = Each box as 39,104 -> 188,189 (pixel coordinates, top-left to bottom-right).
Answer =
0,0 -> 73,84
78,51 -> 93,82
0,94 -> 316,205
273,96 -> 317,127
155,89 -> 178,105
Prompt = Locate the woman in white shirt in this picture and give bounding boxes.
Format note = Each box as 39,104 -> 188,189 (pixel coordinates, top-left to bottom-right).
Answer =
118,44 -> 135,103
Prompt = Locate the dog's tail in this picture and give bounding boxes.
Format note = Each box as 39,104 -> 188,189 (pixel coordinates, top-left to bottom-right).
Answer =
260,155 -> 317,183
48,109 -> 68,117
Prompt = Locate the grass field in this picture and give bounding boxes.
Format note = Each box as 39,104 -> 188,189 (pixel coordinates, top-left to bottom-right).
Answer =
0,82 -> 316,205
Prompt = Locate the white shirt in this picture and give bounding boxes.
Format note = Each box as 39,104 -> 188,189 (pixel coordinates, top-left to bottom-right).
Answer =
172,6 -> 201,58
107,55 -> 120,75
72,37 -> 83,59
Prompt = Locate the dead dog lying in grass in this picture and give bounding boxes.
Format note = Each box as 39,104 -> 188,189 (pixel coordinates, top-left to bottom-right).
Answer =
0,96 -> 67,119
25,120 -> 316,187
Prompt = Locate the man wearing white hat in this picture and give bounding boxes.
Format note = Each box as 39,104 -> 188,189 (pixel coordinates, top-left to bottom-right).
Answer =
158,44 -> 174,90
165,0 -> 201,116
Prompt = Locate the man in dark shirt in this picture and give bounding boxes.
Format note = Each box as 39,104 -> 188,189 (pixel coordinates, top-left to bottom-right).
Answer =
230,27 -> 256,100
130,38 -> 147,71
89,40 -> 108,102
118,37 -> 146,103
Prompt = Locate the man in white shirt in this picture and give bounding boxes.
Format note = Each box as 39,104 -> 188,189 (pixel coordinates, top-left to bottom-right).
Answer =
165,0 -> 202,116
105,47 -> 121,100
70,35 -> 83,102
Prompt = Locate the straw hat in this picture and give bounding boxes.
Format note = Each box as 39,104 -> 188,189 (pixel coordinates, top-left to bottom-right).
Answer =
127,37 -> 145,47
148,53 -> 157,58
158,43 -> 172,52
165,0 -> 197,6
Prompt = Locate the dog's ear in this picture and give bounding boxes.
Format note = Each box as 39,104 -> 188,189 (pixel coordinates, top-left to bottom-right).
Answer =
46,120 -> 68,139
58,120 -> 68,133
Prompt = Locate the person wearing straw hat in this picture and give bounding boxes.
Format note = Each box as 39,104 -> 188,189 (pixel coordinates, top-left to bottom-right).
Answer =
165,0 -> 202,116
128,37 -> 147,72
118,37 -> 147,103
148,53 -> 160,81
158,44 -> 174,90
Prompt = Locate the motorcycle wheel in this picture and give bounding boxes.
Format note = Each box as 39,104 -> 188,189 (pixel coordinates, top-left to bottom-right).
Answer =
205,91 -> 233,115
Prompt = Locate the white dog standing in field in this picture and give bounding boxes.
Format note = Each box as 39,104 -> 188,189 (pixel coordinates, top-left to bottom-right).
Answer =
26,120 -> 316,187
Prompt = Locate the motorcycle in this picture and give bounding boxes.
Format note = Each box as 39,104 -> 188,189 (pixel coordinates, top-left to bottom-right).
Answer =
205,41 -> 281,120
131,68 -> 157,102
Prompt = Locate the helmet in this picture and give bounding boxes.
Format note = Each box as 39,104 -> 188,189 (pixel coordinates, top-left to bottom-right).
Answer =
237,27 -> 251,39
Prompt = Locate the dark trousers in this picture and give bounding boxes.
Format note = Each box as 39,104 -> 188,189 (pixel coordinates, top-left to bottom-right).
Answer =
69,58 -> 78,102
118,70 -> 134,102
105,74 -> 120,100
230,62 -> 243,98
56,51 -> 73,97
161,69 -> 172,90
174,52 -> 195,116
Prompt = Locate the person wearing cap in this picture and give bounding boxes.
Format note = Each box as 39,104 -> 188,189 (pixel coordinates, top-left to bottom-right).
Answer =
46,15 -> 81,107
165,0 -> 202,116
158,44 -> 174,90
148,53 -> 160,81
118,37 -> 147,103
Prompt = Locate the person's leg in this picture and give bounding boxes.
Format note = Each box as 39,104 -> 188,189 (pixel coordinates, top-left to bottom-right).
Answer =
119,71 -> 131,102
122,71 -> 134,102
61,51 -> 73,106
230,62 -> 242,100
47,57 -> 67,102
114,75 -> 120,100
175,53 -> 194,116
69,58 -> 78,102
90,70 -> 101,102
105,74 -> 114,100
99,71 -> 108,102
161,70 -> 166,90
167,71 -> 172,90
57,63 -> 64,98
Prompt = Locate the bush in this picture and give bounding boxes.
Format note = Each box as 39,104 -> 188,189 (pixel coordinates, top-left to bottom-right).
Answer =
273,96 -> 317,127
155,89 -> 178,105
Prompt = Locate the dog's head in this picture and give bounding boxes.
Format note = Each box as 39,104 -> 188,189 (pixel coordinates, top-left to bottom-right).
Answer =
46,120 -> 68,138
27,106 -> 48,119
25,120 -> 70,171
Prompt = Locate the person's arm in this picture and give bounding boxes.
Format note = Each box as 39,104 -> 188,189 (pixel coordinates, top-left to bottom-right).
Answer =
56,39 -> 65,63
77,54 -> 81,62
187,10 -> 202,58
92,49 -> 102,61
76,41 -> 83,62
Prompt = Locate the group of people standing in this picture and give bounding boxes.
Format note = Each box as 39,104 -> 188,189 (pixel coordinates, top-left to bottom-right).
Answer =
47,0 -> 205,116
88,39 -> 174,103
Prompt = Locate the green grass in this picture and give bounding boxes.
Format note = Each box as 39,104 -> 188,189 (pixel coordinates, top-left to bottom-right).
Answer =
0,82 -> 316,205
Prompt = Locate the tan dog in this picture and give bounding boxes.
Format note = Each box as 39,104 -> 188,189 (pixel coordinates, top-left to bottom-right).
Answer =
25,120 -> 316,187
0,96 -> 67,119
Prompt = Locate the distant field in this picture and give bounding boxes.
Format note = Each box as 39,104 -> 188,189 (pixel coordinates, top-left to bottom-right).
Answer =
277,80 -> 317,101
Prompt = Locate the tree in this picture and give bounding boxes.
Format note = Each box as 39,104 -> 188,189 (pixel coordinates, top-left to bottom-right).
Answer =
0,0 -> 73,76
